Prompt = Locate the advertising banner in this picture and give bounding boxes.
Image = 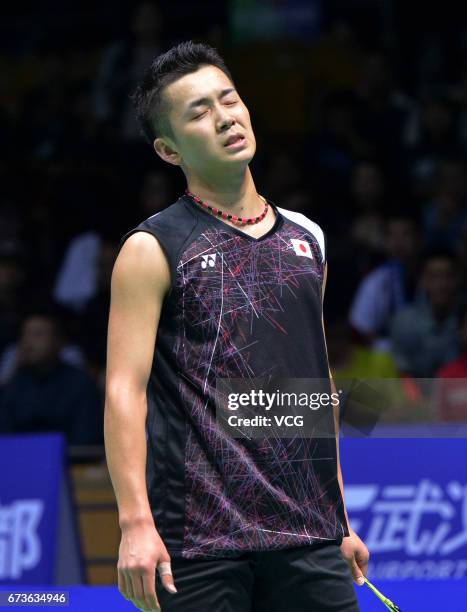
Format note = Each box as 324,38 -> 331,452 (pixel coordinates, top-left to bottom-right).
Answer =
0,434 -> 82,585
342,437 -> 467,582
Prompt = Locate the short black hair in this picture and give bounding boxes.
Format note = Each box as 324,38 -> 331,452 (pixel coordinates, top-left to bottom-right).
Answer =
131,40 -> 234,145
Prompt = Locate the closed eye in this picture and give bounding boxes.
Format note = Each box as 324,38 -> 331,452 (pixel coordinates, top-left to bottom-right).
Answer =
192,110 -> 208,120
192,99 -> 238,120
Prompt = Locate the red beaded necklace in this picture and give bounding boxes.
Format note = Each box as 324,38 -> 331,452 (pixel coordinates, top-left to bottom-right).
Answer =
185,189 -> 268,225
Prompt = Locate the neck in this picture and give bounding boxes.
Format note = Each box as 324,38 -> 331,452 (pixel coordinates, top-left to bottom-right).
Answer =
186,167 -> 262,217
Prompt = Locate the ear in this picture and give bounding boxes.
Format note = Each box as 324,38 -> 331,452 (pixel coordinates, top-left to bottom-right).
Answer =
154,137 -> 182,167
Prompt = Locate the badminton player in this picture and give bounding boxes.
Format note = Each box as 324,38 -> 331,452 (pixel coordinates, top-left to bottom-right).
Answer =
104,41 -> 369,611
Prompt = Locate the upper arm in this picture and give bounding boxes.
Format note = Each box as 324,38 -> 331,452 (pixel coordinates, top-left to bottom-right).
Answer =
105,231 -> 171,397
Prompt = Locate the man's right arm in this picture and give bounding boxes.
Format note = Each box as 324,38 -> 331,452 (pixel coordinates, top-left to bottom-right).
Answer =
104,231 -> 176,611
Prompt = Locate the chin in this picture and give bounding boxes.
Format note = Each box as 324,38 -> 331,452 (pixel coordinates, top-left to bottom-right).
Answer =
238,144 -> 254,158
236,141 -> 256,163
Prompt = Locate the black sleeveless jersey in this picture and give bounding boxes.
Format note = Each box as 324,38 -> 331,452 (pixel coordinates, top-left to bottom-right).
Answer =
118,194 -> 348,559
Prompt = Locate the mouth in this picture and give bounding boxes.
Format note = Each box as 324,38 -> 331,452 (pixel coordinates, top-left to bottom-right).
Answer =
224,135 -> 246,149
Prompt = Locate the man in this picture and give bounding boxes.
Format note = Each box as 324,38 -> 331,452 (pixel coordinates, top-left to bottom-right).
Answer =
349,213 -> 420,351
390,249 -> 460,377
436,304 -> 467,421
0,311 -> 103,445
105,41 -> 368,612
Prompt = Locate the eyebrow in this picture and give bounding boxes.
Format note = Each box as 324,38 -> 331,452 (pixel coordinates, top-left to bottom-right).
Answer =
186,87 -> 236,112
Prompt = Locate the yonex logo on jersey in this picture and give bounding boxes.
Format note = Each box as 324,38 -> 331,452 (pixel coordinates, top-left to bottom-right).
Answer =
290,239 -> 313,259
200,253 -> 217,269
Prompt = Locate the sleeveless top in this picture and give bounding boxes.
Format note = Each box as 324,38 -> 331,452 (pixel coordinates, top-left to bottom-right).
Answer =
118,194 -> 347,559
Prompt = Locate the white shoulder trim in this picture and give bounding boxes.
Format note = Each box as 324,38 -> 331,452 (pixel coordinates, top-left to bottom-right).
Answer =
277,207 -> 326,262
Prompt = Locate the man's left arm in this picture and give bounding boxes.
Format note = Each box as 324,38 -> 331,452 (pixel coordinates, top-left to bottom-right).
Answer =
321,262 -> 369,587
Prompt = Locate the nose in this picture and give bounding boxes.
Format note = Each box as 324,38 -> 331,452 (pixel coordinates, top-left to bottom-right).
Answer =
217,110 -> 235,133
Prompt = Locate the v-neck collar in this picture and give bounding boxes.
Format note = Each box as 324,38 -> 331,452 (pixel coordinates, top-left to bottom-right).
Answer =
182,194 -> 282,243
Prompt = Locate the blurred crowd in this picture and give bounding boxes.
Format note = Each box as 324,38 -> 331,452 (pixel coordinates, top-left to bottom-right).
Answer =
2,1 -> 467,449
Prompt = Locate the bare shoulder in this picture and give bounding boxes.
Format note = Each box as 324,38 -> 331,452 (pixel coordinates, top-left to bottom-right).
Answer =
112,231 -> 171,298
107,232 -> 169,389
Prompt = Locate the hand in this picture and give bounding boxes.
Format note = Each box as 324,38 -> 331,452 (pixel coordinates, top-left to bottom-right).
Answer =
117,519 -> 177,611
340,527 -> 370,586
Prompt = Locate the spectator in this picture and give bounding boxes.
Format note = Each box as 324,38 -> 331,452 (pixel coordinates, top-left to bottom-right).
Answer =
0,245 -> 27,357
53,231 -> 102,312
453,58 -> 467,155
349,213 -> 421,350
422,157 -> 467,251
349,160 -> 387,270
0,239 -> 87,382
79,238 -> 118,385
320,160 -> 388,321
328,319 -> 399,379
348,160 -> 386,280
309,20 -> 362,93
354,51 -> 414,167
390,249 -> 461,377
408,95 -> 462,197
93,1 -> 164,141
457,223 -> 467,297
327,319 -> 428,425
435,304 -> 467,421
0,311 -> 103,445
307,91 -> 371,197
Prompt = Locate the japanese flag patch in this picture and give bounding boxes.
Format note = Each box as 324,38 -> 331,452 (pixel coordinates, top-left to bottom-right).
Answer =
290,238 -> 313,259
